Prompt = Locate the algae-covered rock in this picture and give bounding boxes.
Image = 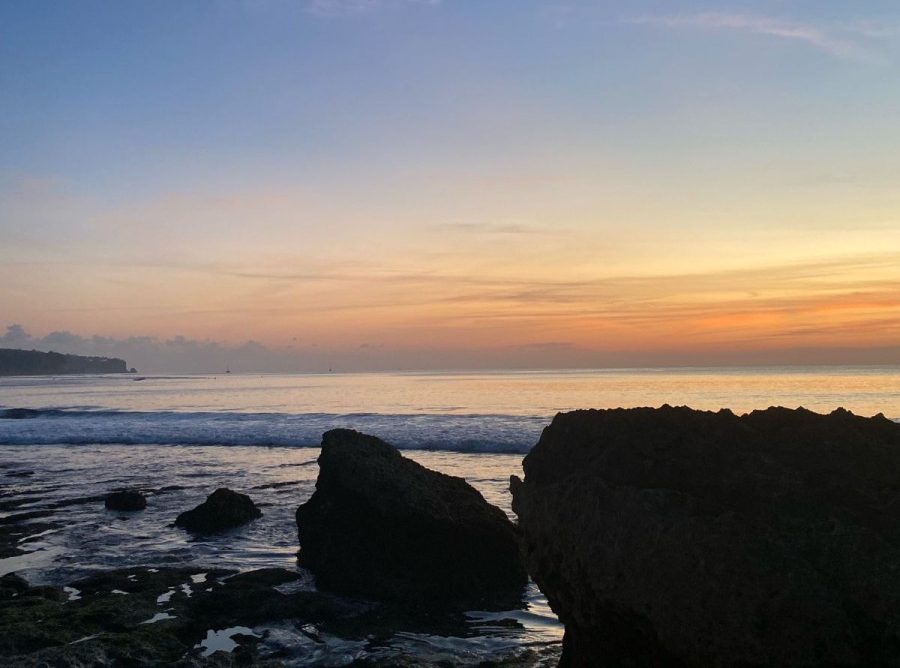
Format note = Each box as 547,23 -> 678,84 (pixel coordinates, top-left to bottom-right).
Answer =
0,565 -> 343,666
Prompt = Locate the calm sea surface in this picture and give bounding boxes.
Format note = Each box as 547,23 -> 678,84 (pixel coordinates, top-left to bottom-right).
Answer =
1,367 -> 899,665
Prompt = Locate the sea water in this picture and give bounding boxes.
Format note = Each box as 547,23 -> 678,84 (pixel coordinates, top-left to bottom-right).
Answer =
1,367 -> 899,665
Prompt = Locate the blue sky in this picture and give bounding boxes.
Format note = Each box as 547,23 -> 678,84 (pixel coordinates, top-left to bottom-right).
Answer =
2,1 -> 899,371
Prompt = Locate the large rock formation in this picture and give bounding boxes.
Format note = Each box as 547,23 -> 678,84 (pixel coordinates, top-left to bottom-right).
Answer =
296,429 -> 527,606
174,488 -> 261,533
511,406 -> 900,667
0,348 -> 129,375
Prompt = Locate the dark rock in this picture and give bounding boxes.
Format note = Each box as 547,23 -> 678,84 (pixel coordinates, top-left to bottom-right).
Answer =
511,406 -> 900,667
0,562 -> 518,666
105,489 -> 147,511
296,428 -> 527,607
22,585 -> 67,602
0,574 -> 29,599
174,488 -> 261,533
0,566 -> 234,665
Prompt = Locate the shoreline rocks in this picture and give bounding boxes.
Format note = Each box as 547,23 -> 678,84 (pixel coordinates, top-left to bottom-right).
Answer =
296,428 -> 528,607
0,565 -> 348,666
511,406 -> 900,667
174,488 -> 261,533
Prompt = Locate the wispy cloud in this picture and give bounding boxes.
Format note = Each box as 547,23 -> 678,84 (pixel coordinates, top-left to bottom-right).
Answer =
624,12 -> 881,61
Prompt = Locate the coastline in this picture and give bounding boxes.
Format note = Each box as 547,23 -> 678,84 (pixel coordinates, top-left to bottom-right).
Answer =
3,370 -> 900,665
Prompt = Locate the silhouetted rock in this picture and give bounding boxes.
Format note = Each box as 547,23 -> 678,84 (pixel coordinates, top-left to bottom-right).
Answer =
511,406 -> 900,667
296,428 -> 527,607
174,488 -> 261,533
104,490 -> 146,512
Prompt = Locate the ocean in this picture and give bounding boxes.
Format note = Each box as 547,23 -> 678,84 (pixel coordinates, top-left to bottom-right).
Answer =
2,366 -> 899,665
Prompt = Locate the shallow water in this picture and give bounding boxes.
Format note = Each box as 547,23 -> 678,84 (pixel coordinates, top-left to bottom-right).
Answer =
0,443 -> 562,665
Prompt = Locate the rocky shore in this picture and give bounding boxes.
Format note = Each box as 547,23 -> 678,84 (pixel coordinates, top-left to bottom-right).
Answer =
1,562 -> 447,666
5,406 -> 900,666
0,431 -> 537,666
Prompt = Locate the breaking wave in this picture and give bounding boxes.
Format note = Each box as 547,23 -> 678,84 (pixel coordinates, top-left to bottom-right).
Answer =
0,407 -> 546,453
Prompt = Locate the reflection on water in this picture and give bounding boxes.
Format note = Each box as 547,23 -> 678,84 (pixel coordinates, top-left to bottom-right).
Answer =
1,366 -> 899,418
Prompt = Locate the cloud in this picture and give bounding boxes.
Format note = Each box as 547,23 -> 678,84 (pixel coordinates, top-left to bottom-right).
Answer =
7,249 -> 900,370
624,12 -> 878,60
0,324 -> 275,374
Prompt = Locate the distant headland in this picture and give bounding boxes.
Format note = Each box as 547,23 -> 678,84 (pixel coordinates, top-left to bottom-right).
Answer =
0,348 -> 134,376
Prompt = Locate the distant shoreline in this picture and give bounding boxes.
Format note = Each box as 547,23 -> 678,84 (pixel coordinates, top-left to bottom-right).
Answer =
0,348 -> 133,376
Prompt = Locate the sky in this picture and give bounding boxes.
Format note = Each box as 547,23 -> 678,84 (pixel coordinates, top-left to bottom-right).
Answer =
1,0 -> 899,372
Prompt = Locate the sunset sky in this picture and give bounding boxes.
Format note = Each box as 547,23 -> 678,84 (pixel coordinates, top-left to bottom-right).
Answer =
2,1 -> 899,371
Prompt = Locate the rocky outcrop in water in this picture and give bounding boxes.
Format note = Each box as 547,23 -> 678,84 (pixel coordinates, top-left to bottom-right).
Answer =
1,561 -> 535,666
174,488 -> 261,533
511,406 -> 900,667
0,348 -> 129,376
105,490 -> 147,512
296,428 -> 527,606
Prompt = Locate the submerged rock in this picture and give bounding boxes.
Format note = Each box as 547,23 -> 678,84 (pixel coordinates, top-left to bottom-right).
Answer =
296,428 -> 527,606
105,489 -> 147,512
0,562 -> 513,666
0,566 -> 333,666
511,406 -> 900,667
174,488 -> 261,533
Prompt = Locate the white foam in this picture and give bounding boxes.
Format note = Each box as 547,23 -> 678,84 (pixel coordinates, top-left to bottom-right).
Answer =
0,410 -> 541,453
17,528 -> 59,543
63,586 -> 81,601
196,626 -> 259,657
141,612 -> 176,625
157,589 -> 174,604
0,546 -> 65,577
